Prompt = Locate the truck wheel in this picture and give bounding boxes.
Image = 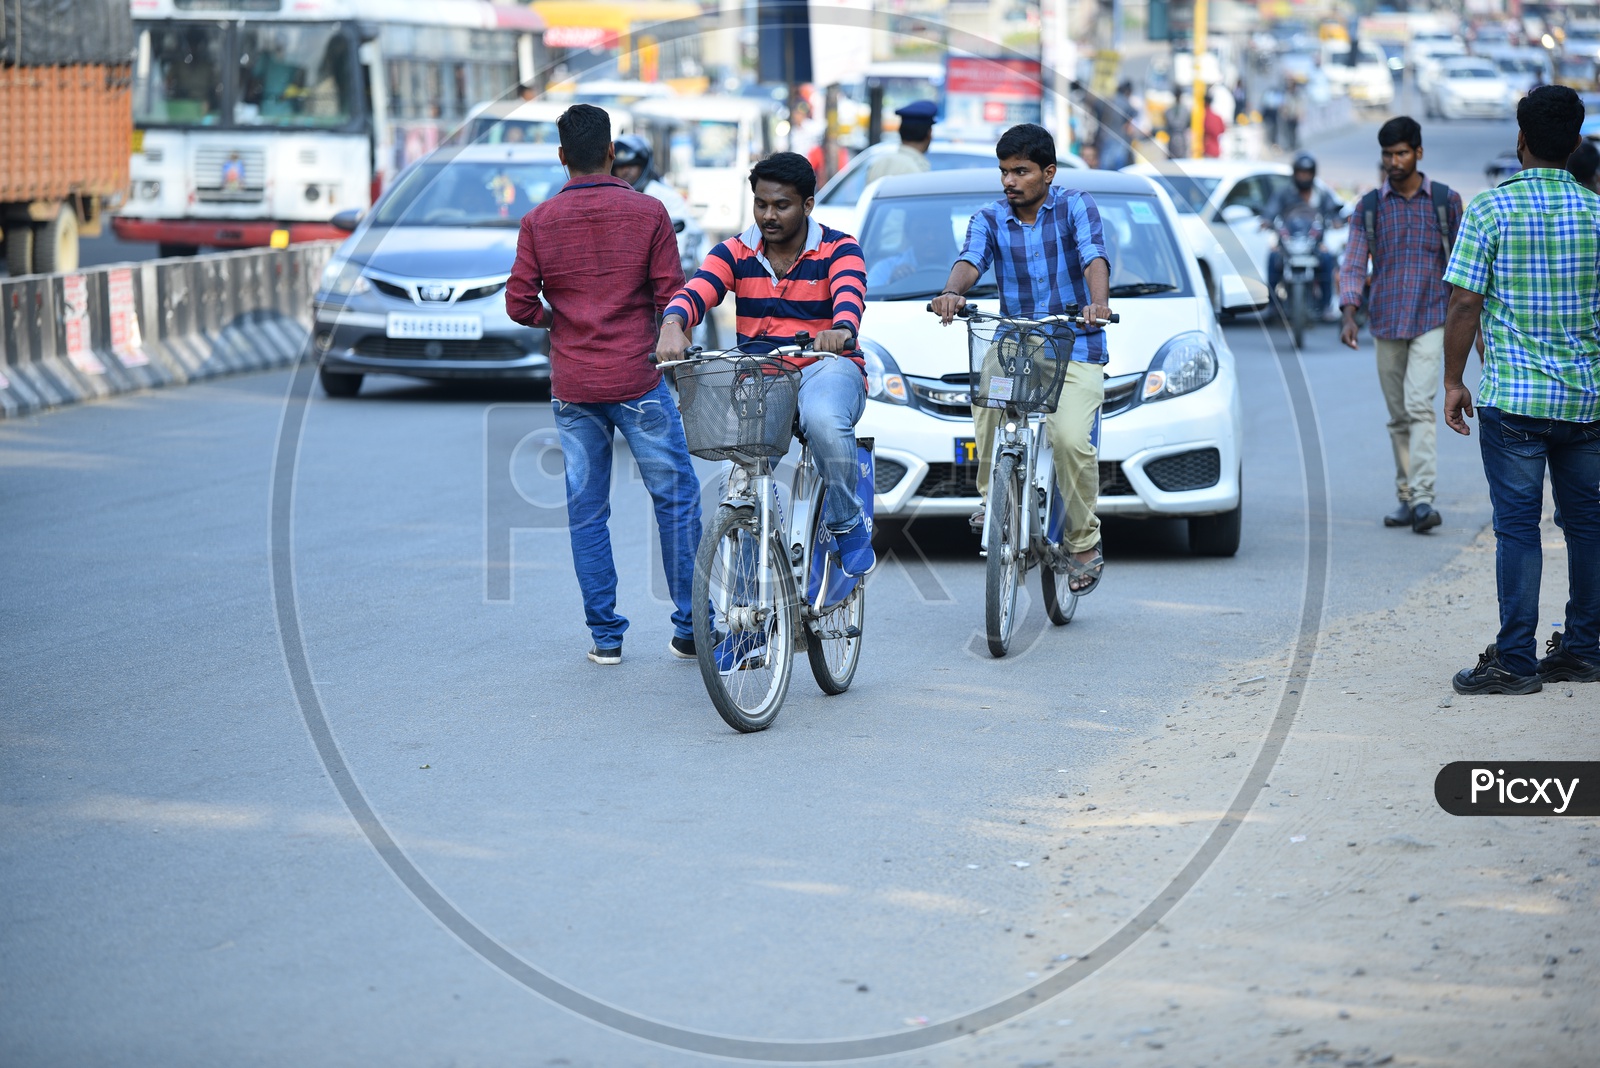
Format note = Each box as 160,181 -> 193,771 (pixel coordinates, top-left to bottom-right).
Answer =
158,243 -> 200,259
34,209 -> 80,274
4,226 -> 34,276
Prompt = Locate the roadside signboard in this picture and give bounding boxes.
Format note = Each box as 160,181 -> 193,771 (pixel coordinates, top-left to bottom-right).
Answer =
941,56 -> 1043,140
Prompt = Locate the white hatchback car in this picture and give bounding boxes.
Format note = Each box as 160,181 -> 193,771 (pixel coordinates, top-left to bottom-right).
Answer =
1426,57 -> 1514,120
854,168 -> 1244,555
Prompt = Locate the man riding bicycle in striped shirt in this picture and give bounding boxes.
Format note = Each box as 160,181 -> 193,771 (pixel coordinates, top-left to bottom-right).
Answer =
655,152 -> 875,578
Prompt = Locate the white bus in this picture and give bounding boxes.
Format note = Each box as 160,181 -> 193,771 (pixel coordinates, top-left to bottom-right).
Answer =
115,0 -> 544,256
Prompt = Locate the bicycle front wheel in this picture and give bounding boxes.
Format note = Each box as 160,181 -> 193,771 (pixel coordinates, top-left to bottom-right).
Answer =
985,452 -> 1024,658
693,504 -> 797,732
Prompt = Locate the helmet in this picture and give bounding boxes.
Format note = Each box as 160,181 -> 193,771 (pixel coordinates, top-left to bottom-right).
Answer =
1291,152 -> 1317,175
613,135 -> 653,191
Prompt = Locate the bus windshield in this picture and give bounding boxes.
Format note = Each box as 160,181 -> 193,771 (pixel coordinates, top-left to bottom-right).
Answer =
237,23 -> 357,127
135,23 -> 228,125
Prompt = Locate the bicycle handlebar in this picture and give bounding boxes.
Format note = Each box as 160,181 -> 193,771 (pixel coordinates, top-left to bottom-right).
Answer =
924,302 -> 1120,326
651,336 -> 831,370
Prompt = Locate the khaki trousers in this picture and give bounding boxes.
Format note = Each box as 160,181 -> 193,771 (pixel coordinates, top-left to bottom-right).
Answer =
973,360 -> 1104,553
1374,326 -> 1443,506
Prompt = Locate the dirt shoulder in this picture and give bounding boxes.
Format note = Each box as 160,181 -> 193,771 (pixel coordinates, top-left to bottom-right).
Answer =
952,512 -> 1597,1067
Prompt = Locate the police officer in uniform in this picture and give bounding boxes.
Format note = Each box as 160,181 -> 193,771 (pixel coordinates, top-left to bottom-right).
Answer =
865,100 -> 938,185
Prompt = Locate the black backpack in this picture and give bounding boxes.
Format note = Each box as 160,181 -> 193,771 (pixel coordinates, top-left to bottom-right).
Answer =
1353,182 -> 1453,327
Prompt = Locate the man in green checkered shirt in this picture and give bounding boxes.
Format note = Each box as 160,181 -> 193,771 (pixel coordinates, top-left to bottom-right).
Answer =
1441,85 -> 1600,695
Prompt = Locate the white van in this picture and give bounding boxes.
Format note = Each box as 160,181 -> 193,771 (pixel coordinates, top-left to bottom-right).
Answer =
628,96 -> 776,237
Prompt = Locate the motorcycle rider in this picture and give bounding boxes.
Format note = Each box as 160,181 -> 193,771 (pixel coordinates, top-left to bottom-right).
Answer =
1263,153 -> 1345,322
613,134 -> 710,291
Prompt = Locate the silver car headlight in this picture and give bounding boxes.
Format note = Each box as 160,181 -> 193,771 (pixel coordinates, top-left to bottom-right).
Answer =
859,338 -> 909,405
318,259 -> 371,299
1143,331 -> 1218,401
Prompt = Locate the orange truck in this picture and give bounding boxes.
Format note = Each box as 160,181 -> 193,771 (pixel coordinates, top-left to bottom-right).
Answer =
1,0 -> 133,275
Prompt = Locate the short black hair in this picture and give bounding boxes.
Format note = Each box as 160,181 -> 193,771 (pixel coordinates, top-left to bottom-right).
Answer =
899,118 -> 933,143
1569,140 -> 1600,186
1378,116 -> 1422,151
557,104 -> 611,172
1518,85 -> 1584,163
749,152 -> 816,199
995,123 -> 1056,170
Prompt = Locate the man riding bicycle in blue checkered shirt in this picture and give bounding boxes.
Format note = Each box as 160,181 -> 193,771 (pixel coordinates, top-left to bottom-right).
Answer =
930,123 -> 1114,596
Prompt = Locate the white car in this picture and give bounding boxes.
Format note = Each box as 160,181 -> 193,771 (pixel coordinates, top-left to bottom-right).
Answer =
1482,47 -> 1554,101
853,169 -> 1245,555
1427,57 -> 1515,119
1121,162 -> 1269,317
1123,159 -> 1348,294
1321,40 -> 1397,106
1411,36 -> 1468,95
811,141 -> 1086,233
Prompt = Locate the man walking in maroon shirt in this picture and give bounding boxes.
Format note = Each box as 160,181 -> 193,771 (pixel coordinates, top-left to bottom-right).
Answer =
505,104 -> 700,666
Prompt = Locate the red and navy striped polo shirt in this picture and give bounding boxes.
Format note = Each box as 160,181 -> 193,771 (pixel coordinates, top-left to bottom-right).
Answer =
663,219 -> 867,372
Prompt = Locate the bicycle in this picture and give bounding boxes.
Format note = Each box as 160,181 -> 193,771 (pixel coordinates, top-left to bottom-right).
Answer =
660,335 -> 872,733
928,303 -> 1118,658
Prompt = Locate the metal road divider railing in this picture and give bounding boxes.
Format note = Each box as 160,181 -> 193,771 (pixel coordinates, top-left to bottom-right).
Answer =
0,243 -> 336,419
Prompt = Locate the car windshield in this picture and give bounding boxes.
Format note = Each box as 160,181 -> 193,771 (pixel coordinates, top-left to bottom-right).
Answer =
1140,172 -> 1221,214
236,23 -> 356,127
688,120 -> 741,168
860,190 -> 1189,301
472,118 -> 562,145
1496,57 -> 1544,73
1447,66 -> 1498,79
374,161 -> 567,227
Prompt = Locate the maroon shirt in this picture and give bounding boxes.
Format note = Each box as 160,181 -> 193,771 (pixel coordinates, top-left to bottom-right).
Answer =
506,174 -> 683,403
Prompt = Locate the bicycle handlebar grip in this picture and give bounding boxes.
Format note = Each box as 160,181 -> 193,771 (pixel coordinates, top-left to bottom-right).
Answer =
923,302 -> 973,317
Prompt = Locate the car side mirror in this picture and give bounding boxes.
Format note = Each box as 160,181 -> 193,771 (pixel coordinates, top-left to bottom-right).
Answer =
1219,204 -> 1255,224
331,209 -> 362,233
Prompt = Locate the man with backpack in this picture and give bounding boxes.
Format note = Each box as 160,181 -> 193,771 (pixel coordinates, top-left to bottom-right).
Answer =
1338,116 -> 1463,533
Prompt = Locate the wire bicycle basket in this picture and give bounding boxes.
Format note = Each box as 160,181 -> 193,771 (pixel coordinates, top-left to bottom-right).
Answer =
965,319 -> 1068,414
675,354 -> 803,463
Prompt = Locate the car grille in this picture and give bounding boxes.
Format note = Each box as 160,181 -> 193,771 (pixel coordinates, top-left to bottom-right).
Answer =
1145,447 -> 1221,492
195,146 -> 265,203
874,458 -> 909,495
1099,461 -> 1136,496
352,336 -> 527,361
918,463 -> 980,499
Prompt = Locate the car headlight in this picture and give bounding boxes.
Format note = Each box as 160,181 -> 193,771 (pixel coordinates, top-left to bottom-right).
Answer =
1143,331 -> 1218,401
318,259 -> 371,299
859,338 -> 908,405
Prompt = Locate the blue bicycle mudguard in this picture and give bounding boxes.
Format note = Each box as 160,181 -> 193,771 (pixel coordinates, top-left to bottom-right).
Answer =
807,438 -> 875,609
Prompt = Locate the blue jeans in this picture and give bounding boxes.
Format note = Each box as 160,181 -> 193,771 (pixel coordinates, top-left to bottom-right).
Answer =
1267,250 -> 1337,313
798,358 -> 867,532
1478,407 -> 1600,675
552,381 -> 702,648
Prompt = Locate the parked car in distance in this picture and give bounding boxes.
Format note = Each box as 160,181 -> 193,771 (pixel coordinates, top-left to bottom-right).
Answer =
311,144 -> 564,397
1321,39 -> 1397,106
810,141 -> 1085,233
1481,47 -> 1555,101
1426,57 -> 1514,119
853,168 -> 1244,555
1411,35 -> 1468,95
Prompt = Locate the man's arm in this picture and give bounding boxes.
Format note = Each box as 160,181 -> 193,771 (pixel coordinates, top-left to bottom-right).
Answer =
818,236 -> 867,354
647,202 -> 685,314
1442,284 -> 1485,436
657,242 -> 735,361
504,216 -> 546,327
1337,202 -> 1370,349
1070,194 -> 1113,327
931,210 -> 994,324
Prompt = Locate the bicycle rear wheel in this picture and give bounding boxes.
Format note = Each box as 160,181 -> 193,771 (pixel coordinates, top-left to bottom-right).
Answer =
693,504 -> 796,732
985,452 -> 1024,658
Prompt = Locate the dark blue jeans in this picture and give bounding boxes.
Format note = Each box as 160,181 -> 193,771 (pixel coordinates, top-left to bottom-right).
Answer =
1478,407 -> 1600,675
552,381 -> 702,648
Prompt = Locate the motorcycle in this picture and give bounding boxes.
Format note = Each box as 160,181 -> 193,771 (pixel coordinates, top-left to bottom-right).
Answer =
1274,214 -> 1325,350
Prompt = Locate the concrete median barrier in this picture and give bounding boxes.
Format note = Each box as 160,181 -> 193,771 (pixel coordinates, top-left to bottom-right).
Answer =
0,243 -> 333,418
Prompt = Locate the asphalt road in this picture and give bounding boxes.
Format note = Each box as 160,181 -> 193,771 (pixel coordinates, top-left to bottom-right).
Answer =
0,256 -> 1497,1065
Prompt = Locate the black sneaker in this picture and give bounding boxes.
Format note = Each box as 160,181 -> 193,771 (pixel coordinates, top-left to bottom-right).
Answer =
1411,502 -> 1442,533
1383,502 -> 1413,527
587,645 -> 622,666
1452,644 -> 1542,695
669,635 -> 696,660
1537,631 -> 1600,683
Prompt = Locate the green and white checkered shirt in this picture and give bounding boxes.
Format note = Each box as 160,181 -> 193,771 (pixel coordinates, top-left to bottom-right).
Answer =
1442,168 -> 1600,423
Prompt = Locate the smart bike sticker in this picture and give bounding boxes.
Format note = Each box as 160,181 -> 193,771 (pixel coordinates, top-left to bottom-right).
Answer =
987,376 -> 1014,402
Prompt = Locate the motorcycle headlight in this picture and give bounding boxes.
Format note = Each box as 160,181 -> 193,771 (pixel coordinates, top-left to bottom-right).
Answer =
318,259 -> 371,299
1143,331 -> 1218,401
859,338 -> 909,405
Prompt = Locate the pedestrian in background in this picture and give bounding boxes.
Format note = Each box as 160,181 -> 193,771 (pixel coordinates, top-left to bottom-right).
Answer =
865,100 -> 936,184
1260,82 -> 1283,149
1440,85 -> 1600,695
505,104 -> 701,667
1279,80 -> 1303,151
1569,139 -> 1600,194
1201,89 -> 1226,158
1338,116 -> 1463,534
1096,82 -> 1138,171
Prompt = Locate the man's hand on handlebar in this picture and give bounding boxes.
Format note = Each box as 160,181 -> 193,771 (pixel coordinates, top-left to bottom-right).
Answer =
1080,302 -> 1114,330
813,329 -> 854,354
930,291 -> 967,325
655,318 -> 691,364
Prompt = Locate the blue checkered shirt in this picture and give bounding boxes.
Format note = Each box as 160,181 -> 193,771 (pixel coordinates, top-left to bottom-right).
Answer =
1442,169 -> 1600,423
956,185 -> 1111,363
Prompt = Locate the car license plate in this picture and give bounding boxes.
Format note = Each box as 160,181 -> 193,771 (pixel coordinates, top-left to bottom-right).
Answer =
954,437 -> 979,466
386,313 -> 483,340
